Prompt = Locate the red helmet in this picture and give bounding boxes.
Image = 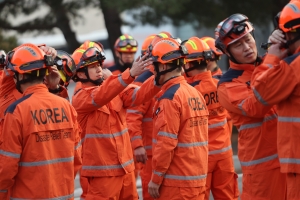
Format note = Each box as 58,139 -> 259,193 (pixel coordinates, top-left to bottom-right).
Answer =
7,43 -> 53,74
279,1 -> 300,33
114,34 -> 138,53
80,40 -> 104,51
182,37 -> 213,62
72,47 -> 106,71
55,50 -> 76,87
215,14 -> 254,53
141,34 -> 156,55
151,38 -> 188,64
201,36 -> 223,58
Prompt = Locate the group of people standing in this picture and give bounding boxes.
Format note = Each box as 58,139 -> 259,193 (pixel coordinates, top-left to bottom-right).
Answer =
0,1 -> 300,200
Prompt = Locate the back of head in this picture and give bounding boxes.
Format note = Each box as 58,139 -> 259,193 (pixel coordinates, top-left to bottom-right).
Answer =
141,34 -> 156,55
201,36 -> 223,60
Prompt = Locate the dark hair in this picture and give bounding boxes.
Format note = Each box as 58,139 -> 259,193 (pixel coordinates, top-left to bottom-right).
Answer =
23,68 -> 47,83
189,60 -> 207,70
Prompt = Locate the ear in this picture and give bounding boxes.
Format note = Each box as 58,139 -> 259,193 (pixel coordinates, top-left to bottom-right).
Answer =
115,51 -> 120,57
77,71 -> 86,79
18,73 -> 24,81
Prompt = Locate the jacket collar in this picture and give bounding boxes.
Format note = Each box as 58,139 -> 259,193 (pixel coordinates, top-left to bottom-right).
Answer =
23,84 -> 49,96
161,76 -> 186,91
229,60 -> 255,72
191,71 -> 212,82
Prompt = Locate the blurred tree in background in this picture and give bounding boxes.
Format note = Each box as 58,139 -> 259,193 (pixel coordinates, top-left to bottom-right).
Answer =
0,0 -> 289,61
0,29 -> 18,51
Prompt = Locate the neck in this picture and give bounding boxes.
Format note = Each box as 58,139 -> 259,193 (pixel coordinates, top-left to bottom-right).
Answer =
207,61 -> 218,72
82,81 -> 97,87
187,68 -> 207,77
162,71 -> 181,84
21,82 -> 41,93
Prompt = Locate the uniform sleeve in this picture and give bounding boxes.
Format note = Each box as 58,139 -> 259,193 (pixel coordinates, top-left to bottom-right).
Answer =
120,75 -> 161,108
56,86 -> 70,101
72,69 -> 134,114
217,82 -> 273,118
126,102 -> 149,150
252,54 -> 298,105
73,120 -> 82,178
151,100 -> 180,185
0,112 -> 22,199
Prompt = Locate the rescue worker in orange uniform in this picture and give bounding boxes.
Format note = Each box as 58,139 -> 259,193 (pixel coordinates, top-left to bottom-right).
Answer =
126,34 -> 156,200
251,2 -> 300,199
215,14 -> 286,199
0,43 -> 82,199
148,37 -> 209,200
107,34 -> 138,75
182,37 -> 239,200
201,36 -> 224,78
71,44 -> 160,199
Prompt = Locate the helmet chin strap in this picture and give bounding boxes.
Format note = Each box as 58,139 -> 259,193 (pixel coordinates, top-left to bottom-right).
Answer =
154,63 -> 178,85
282,34 -> 300,50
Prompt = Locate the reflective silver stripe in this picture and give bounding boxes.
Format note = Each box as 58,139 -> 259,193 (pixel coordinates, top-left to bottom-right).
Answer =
19,156 -> 74,167
252,87 -> 268,106
131,135 -> 142,141
85,128 -> 128,139
158,131 -> 177,139
10,193 -> 74,200
82,159 -> 134,170
240,154 -> 278,167
144,145 -> 152,150
154,170 -> 164,176
287,3 -> 300,13
177,141 -> 208,148
131,87 -> 140,103
118,74 -> 128,87
142,118 -> 152,122
75,138 -> 84,150
278,116 -> 300,122
91,94 -> 99,107
0,190 -> 7,193
238,100 -> 247,116
126,109 -> 143,115
152,139 -> 157,144
266,64 -> 273,68
209,145 -> 232,155
239,114 -> 277,131
0,149 -> 20,159
208,119 -> 227,129
80,198 -> 85,200
280,158 -> 300,164
164,174 -> 207,180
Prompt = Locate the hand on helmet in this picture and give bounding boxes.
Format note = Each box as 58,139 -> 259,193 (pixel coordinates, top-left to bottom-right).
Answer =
267,43 -> 288,60
269,30 -> 286,44
39,46 -> 57,59
102,68 -> 112,80
130,53 -> 152,77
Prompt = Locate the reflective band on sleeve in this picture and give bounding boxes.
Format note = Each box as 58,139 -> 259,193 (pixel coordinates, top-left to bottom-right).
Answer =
144,145 -> 152,150
142,118 -> 152,122
280,158 -> 300,164
164,174 -> 207,180
177,141 -> 208,148
11,193 -> 74,200
75,138 -> 84,150
152,139 -> 157,144
0,149 -> 21,159
209,145 -> 232,155
208,119 -> 227,129
131,135 -> 142,141
118,74 -> 128,87
252,87 -> 269,106
126,109 -> 143,115
153,170 -> 164,176
85,129 -> 128,139
0,189 -> 7,193
131,87 -> 140,103
239,114 -> 277,131
91,94 -> 99,107
278,116 -> 300,122
157,131 -> 177,139
82,159 -> 134,170
238,100 -> 247,116
240,154 -> 278,167
19,156 -> 74,167
266,64 -> 273,68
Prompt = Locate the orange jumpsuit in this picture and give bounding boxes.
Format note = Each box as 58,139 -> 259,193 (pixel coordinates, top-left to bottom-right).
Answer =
217,61 -> 286,200
211,66 -> 223,80
72,69 -> 160,199
252,49 -> 300,199
188,71 -> 239,200
126,70 -> 156,200
0,84 -> 82,199
152,76 -> 209,200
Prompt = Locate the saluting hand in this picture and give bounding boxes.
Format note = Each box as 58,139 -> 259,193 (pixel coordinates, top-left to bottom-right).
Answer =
269,29 -> 286,45
130,53 -> 152,77
148,180 -> 160,199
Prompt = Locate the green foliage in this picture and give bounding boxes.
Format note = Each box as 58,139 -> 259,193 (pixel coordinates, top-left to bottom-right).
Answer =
0,30 -> 18,52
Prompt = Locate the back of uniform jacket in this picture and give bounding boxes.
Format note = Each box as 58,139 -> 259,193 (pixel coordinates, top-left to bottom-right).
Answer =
0,84 -> 82,200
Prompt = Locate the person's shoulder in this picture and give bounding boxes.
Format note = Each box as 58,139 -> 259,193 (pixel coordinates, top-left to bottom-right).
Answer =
283,51 -> 300,65
218,68 -> 244,86
5,93 -> 33,115
158,83 -> 180,101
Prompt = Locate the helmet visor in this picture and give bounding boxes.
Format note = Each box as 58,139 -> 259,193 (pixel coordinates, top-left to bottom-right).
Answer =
117,39 -> 138,48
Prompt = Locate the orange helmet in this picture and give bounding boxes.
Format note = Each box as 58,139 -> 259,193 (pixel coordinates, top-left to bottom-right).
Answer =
80,40 -> 104,51
55,50 -> 76,87
201,36 -> 223,58
151,37 -> 188,64
114,34 -> 138,53
215,14 -> 254,53
7,43 -> 53,74
182,37 -> 213,62
141,34 -> 156,55
279,1 -> 300,33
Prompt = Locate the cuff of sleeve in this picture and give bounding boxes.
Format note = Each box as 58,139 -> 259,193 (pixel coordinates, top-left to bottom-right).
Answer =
121,68 -> 135,85
131,139 -> 144,150
263,54 -> 281,65
151,171 -> 164,185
